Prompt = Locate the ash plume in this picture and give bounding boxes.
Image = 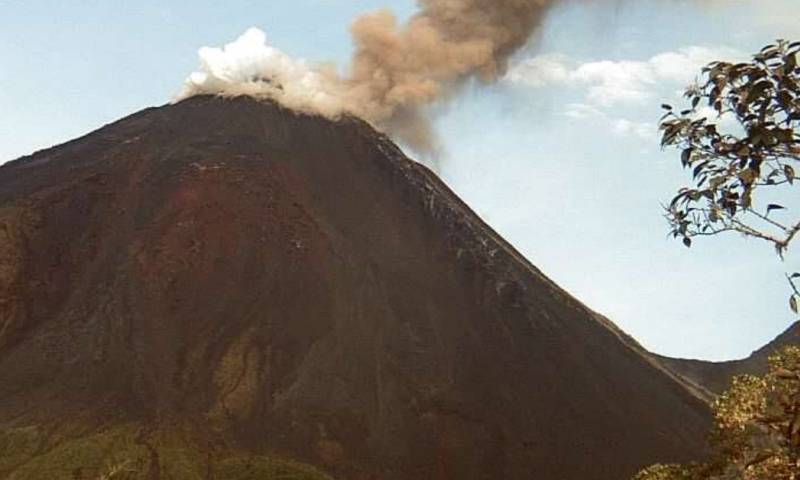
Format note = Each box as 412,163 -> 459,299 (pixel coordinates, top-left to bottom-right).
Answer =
179,0 -> 559,153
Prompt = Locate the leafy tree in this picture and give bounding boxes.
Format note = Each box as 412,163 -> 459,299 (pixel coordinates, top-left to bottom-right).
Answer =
635,346 -> 800,480
635,41 -> 800,480
659,40 -> 800,309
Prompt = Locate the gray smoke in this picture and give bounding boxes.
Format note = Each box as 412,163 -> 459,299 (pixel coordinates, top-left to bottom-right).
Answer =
344,0 -> 557,151
180,1 -> 560,154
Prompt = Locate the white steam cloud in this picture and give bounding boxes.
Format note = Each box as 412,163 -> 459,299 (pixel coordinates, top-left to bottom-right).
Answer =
178,28 -> 348,119
179,1 -> 560,154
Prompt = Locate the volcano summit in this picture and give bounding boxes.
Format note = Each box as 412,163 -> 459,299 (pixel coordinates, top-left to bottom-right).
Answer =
0,96 -> 710,480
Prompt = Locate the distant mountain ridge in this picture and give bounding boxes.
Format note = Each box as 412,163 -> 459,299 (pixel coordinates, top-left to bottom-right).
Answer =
655,322 -> 800,398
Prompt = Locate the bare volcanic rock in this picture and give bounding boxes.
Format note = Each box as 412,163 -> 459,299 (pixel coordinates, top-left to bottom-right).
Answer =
0,96 -> 710,480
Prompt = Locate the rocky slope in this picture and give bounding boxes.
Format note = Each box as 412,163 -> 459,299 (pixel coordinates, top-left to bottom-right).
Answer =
0,96 -> 711,480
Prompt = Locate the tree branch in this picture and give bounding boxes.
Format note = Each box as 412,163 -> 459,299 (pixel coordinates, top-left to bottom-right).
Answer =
745,208 -> 789,231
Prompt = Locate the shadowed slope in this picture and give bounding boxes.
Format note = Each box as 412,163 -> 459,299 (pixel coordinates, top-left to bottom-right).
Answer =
0,96 -> 710,480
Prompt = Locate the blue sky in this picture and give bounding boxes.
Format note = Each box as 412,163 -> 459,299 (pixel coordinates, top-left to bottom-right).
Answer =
2,0 -> 799,360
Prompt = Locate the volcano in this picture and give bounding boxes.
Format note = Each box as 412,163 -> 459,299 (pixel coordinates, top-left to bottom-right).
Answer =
0,96 -> 710,480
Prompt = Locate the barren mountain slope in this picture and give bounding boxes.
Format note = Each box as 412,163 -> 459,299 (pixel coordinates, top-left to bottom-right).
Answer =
0,96 -> 710,480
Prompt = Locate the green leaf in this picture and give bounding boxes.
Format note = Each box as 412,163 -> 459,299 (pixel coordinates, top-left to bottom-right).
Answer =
767,204 -> 786,213
683,237 -> 692,248
790,295 -> 798,314
739,168 -> 757,185
682,148 -> 693,167
736,145 -> 751,158
785,165 -> 796,184
746,80 -> 772,103
786,53 -> 797,72
775,128 -> 793,143
693,162 -> 710,180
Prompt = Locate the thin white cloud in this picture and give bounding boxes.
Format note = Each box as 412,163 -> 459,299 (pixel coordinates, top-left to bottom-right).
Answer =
649,47 -> 725,83
505,53 -> 572,87
611,118 -> 655,141
563,102 -> 604,120
571,60 -> 655,106
506,45 -> 745,108
506,45 -> 746,142
562,103 -> 654,141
